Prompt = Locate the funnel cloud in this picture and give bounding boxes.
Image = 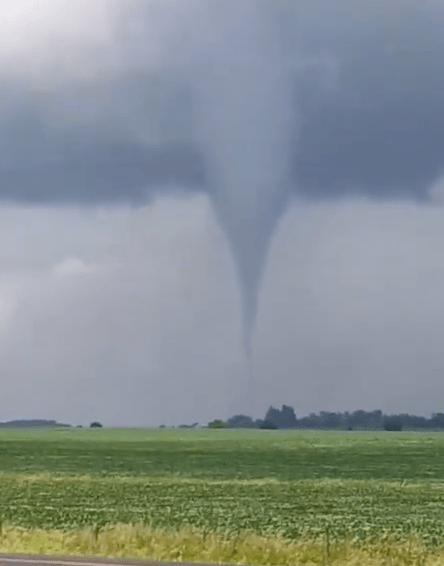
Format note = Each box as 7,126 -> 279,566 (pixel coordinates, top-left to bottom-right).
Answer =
189,0 -> 296,351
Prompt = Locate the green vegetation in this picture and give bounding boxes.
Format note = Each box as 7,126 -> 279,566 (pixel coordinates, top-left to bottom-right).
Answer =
259,420 -> 278,430
384,419 -> 403,432
0,428 -> 443,564
207,419 -> 232,428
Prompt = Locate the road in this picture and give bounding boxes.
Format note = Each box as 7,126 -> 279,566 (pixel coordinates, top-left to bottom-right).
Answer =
0,554 -> 240,566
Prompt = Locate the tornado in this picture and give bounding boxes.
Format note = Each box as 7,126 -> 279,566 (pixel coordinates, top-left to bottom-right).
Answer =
190,0 -> 296,355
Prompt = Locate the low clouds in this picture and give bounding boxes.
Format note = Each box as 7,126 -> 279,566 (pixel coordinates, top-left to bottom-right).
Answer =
0,197 -> 247,425
255,197 -> 444,419
0,197 -> 443,425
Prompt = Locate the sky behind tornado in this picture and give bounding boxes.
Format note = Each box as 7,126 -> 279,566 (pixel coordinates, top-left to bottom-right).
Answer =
0,0 -> 444,426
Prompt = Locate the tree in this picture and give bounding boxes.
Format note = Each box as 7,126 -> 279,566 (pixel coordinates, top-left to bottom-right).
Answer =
264,406 -> 281,428
281,405 -> 297,428
319,412 -> 341,429
349,410 -> 368,428
90,422 -> 103,428
264,405 -> 297,429
431,413 -> 444,428
384,418 -> 402,432
259,420 -> 278,430
227,415 -> 255,428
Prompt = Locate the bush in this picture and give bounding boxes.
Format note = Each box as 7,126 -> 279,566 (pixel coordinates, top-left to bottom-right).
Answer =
259,420 -> 278,430
384,419 -> 402,431
90,422 -> 103,428
207,419 -> 232,429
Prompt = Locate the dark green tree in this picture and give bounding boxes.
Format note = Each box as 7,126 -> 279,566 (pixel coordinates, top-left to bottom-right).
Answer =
383,418 -> 402,431
259,420 -> 278,430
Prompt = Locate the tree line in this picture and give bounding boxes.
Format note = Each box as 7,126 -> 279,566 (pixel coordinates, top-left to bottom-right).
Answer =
207,406 -> 444,431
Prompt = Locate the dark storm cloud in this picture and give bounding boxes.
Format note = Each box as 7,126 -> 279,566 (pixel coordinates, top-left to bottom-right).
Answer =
0,78 -> 205,205
0,0 -> 442,206
0,130 -> 205,206
294,1 -> 444,201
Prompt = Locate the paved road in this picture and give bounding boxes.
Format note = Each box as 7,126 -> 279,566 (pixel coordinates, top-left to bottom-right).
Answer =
0,554 -> 240,566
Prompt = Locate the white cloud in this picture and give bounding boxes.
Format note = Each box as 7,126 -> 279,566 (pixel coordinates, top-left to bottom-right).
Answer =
0,0 -> 118,84
53,258 -> 98,278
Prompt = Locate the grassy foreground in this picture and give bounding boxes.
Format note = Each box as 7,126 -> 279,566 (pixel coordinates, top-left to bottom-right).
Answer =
0,427 -> 443,564
0,521 -> 439,566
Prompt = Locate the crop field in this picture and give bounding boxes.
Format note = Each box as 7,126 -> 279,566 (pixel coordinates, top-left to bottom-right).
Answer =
0,427 -> 443,565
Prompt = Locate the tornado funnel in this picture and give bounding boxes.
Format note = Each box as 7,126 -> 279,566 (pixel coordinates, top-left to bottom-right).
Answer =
192,0 -> 295,352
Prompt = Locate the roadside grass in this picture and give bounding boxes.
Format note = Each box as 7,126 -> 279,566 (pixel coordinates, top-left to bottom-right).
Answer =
0,521 -> 437,566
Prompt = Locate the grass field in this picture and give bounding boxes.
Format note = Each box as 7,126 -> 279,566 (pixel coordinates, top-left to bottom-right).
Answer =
0,427 -> 443,564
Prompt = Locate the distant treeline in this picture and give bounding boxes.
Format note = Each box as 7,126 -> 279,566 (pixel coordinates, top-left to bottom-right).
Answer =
7,412 -> 444,431
0,420 -> 71,428
208,406 -> 444,430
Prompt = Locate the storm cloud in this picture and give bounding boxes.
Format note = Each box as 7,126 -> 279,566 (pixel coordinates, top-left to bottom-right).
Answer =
0,0 -> 442,204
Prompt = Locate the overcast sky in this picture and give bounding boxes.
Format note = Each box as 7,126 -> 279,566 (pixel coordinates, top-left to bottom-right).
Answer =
1,0 -> 444,426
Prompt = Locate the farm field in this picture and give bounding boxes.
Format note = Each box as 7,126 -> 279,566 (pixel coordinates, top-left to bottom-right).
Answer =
0,428 -> 443,565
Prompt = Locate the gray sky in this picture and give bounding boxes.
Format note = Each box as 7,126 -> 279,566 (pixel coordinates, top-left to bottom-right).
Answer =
0,0 -> 444,426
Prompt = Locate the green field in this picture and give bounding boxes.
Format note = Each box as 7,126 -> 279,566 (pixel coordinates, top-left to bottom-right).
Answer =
0,427 -> 443,565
